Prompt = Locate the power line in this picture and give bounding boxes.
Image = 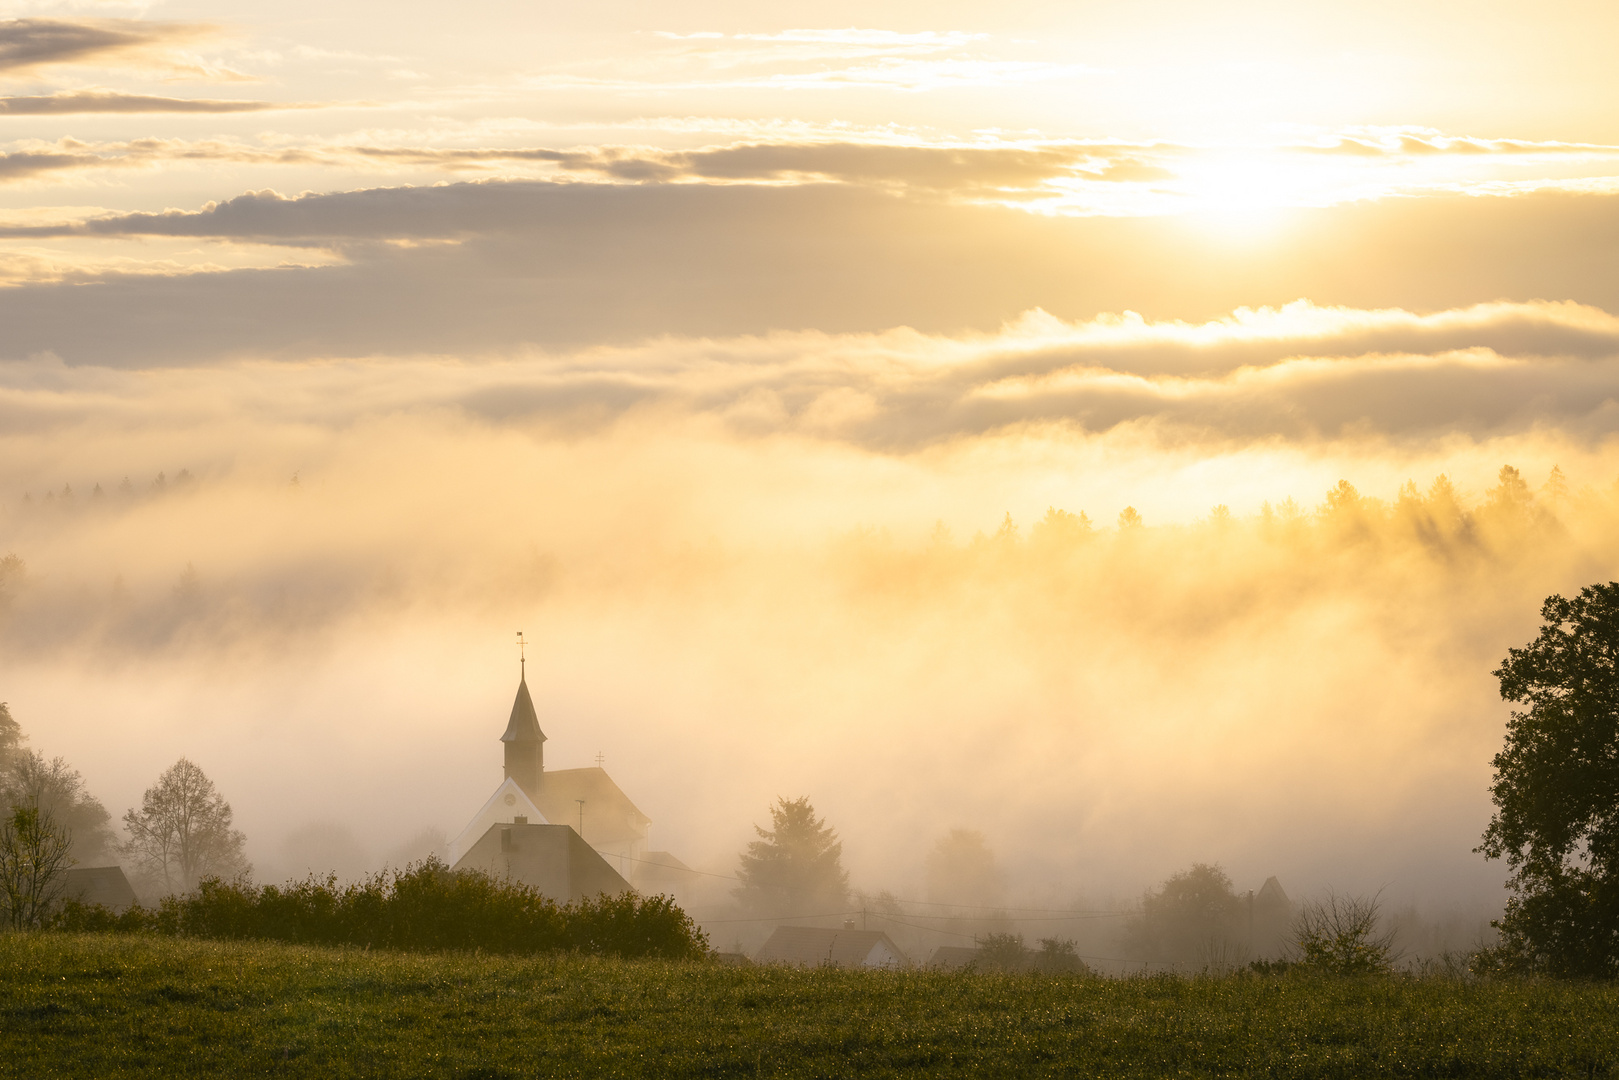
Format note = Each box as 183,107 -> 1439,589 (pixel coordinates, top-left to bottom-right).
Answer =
702,913 -> 867,932
615,851 -> 1136,920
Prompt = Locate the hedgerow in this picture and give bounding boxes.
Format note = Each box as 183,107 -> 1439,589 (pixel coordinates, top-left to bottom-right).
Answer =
50,857 -> 707,959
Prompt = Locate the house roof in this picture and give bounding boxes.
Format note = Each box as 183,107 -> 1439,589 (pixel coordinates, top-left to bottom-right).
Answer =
500,675 -> 545,745
535,767 -> 649,846
754,926 -> 909,969
63,865 -> 137,911
452,822 -> 631,904
926,946 -> 981,970
1256,875 -> 1290,908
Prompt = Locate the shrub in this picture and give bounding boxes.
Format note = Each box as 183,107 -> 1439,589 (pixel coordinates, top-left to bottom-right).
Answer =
1292,891 -> 1396,975
51,858 -> 708,959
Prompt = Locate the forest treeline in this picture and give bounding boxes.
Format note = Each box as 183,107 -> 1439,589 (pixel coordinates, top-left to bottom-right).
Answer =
0,464 -> 1595,657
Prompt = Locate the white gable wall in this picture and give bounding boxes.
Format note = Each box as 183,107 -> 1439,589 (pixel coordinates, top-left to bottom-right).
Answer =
862,941 -> 905,970
447,777 -> 548,865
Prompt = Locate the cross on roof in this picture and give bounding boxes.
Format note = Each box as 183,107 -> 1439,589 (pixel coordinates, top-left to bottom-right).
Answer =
516,630 -> 527,672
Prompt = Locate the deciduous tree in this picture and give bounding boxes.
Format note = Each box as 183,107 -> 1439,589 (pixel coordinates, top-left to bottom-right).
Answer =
1124,862 -> 1245,970
925,828 -> 1003,908
122,757 -> 250,895
2,751 -> 117,865
0,803 -> 73,930
1478,582 -> 1619,976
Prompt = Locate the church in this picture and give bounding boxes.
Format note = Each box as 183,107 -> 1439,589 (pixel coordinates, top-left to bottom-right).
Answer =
448,655 -> 677,903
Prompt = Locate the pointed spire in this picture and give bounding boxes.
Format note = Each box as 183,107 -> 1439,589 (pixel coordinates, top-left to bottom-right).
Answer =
501,674 -> 545,744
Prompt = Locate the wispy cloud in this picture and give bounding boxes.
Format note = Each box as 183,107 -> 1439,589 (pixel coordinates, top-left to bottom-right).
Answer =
0,89 -> 286,113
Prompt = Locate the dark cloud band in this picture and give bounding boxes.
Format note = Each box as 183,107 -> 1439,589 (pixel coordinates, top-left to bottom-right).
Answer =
0,18 -> 213,75
0,91 -> 279,114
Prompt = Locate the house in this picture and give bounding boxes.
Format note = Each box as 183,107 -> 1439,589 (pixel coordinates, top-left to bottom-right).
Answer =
61,866 -> 137,911
925,945 -> 981,970
454,821 -> 630,903
754,926 -> 909,969
1250,875 -> 1293,959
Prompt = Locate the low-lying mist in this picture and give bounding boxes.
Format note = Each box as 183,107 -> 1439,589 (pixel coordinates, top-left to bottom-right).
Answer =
3,304 -> 1618,945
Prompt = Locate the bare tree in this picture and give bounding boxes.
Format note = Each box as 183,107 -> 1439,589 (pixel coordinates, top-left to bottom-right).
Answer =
122,758 -> 250,895
0,803 -> 74,930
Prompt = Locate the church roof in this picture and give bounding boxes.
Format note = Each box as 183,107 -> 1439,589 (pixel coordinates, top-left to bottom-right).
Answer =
500,674 -> 546,744
534,767 -> 649,846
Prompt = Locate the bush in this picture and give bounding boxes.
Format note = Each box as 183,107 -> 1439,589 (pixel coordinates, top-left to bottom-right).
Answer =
1292,891 -> 1396,975
51,858 -> 708,959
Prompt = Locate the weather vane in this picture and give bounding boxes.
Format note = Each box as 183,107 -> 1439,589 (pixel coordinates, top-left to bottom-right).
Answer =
516,630 -> 527,672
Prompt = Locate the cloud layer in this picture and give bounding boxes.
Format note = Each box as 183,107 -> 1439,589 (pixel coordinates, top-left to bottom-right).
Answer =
3,182 -> 1619,368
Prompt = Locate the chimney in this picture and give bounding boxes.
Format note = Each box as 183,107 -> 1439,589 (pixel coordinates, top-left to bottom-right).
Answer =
513,815 -> 528,825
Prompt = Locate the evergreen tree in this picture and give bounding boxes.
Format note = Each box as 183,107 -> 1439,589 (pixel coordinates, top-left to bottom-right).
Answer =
734,796 -> 848,917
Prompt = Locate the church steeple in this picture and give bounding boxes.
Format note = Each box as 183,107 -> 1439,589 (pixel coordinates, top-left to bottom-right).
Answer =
501,634 -> 546,799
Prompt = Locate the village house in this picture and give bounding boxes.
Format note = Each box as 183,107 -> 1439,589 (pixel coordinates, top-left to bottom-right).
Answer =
754,926 -> 910,969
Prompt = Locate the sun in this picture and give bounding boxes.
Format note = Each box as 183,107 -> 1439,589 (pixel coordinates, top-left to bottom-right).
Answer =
1170,148 -> 1366,235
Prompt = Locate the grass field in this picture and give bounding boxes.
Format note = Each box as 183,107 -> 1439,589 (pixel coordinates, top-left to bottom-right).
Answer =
3,934 -> 1617,1078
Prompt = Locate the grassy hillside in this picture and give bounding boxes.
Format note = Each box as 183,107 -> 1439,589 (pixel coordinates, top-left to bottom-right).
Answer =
2,933 -> 1616,1079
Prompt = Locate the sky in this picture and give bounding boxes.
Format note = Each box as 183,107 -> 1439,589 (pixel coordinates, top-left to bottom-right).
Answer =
4,0 -> 1619,926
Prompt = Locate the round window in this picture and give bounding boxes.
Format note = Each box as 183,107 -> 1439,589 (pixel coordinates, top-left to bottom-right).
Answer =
503,793 -> 517,806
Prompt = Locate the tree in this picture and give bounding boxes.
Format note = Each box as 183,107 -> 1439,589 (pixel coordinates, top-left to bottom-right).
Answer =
1124,863 -> 1245,970
734,796 -> 848,917
925,828 -> 1003,908
0,702 -> 22,768
976,931 -> 1031,972
0,804 -> 74,930
1,751 -> 117,865
122,758 -> 250,895
1478,583 -> 1619,976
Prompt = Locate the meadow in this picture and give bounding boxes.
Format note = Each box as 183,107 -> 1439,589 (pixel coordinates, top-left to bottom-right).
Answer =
2,933 -> 1616,1079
